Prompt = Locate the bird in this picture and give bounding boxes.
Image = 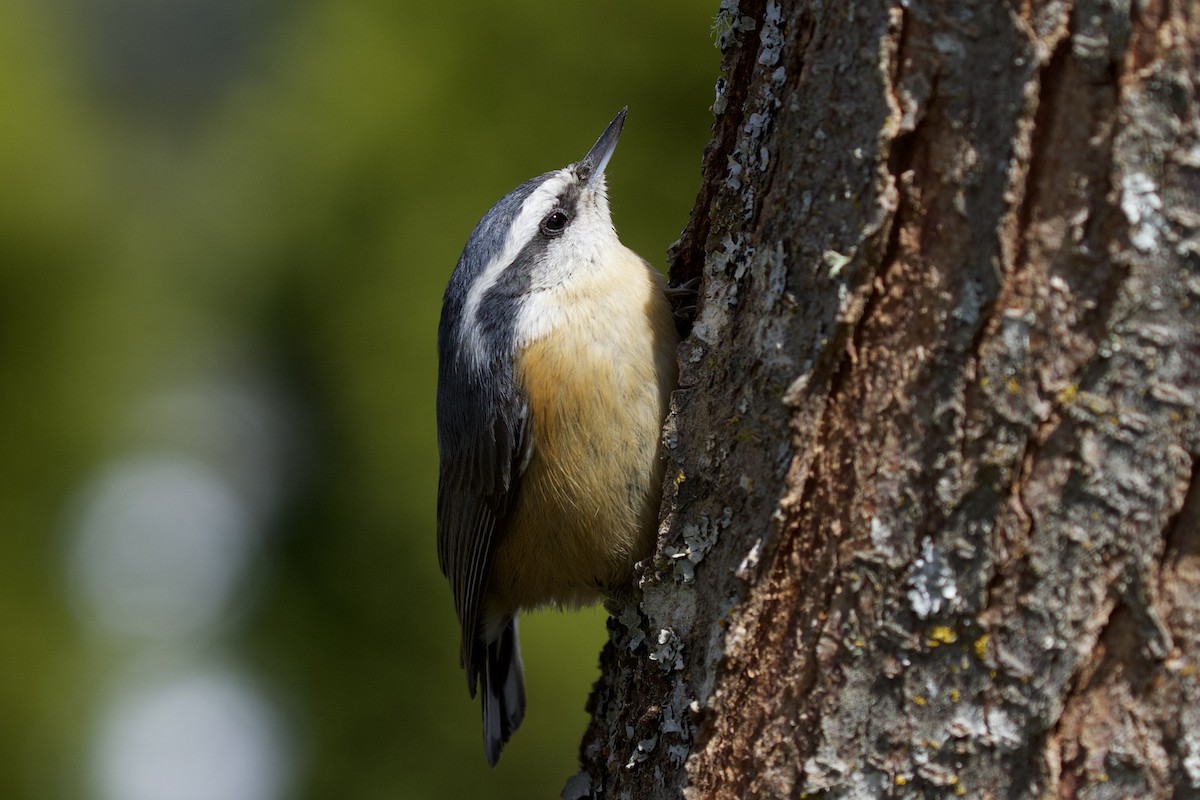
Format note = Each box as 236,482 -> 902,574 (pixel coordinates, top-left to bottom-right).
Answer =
435,107 -> 679,765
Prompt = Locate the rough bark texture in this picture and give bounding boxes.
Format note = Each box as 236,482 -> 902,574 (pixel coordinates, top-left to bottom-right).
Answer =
568,1 -> 1200,798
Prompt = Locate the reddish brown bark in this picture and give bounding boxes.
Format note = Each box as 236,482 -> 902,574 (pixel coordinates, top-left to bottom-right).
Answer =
572,1 -> 1200,798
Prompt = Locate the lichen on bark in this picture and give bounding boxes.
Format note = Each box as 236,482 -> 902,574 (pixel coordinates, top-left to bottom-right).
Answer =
571,1 -> 1200,798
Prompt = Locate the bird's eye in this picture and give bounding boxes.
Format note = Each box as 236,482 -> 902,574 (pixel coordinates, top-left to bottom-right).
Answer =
540,209 -> 570,236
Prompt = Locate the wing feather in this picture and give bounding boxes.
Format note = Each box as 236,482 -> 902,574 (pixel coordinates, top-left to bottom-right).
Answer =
437,389 -> 530,693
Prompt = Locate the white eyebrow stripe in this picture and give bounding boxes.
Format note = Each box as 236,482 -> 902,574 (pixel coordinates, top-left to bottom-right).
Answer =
459,170 -> 573,365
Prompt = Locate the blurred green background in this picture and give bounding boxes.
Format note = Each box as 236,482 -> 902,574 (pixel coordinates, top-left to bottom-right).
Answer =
0,0 -> 716,798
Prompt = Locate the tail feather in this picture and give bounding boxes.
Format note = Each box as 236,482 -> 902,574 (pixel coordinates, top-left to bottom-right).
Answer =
481,617 -> 526,766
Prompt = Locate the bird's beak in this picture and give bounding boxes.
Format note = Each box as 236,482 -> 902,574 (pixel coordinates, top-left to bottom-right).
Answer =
579,107 -> 627,189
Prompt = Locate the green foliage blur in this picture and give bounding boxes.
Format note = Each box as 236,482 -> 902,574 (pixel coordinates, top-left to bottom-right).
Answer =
0,0 -> 716,798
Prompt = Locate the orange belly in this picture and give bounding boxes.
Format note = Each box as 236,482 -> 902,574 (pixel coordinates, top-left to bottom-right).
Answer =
485,259 -> 678,615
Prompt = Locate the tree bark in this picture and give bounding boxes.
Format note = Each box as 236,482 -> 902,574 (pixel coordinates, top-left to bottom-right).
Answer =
569,1 -> 1200,798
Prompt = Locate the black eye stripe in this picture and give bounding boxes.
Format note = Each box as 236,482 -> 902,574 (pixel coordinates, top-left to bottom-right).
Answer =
540,209 -> 570,237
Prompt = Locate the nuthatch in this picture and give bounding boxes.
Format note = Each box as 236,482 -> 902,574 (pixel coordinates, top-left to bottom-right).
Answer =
436,108 -> 679,765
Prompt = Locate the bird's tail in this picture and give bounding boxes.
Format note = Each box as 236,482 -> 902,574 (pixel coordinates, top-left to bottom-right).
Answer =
482,617 -> 526,766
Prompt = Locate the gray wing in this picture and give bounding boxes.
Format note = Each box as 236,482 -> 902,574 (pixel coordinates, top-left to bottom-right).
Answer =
436,390 -> 530,694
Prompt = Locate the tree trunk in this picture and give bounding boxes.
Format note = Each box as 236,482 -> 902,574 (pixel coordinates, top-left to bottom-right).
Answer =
568,0 -> 1200,798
